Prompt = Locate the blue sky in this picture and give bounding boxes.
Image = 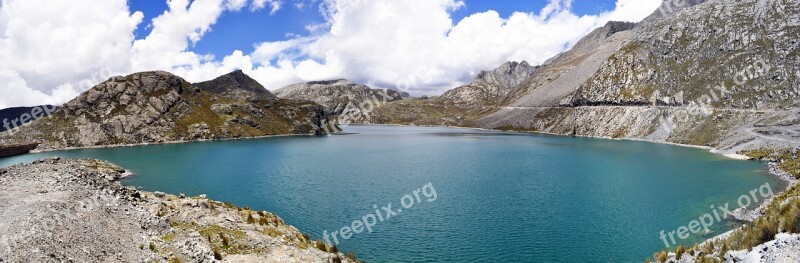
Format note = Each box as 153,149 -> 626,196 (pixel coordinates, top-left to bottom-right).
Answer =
129,0 -> 620,60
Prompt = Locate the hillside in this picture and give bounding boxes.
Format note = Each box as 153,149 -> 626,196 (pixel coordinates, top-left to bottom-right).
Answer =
473,0 -> 800,153
0,71 -> 327,150
365,61 -> 537,126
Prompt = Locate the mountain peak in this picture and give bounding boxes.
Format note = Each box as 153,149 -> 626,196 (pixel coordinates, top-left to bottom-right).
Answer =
639,0 -> 709,25
194,70 -> 275,99
474,60 -> 539,90
440,61 -> 539,105
572,21 -> 636,50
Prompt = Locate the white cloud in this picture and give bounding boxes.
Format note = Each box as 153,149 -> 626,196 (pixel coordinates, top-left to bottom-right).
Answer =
0,0 -> 142,108
251,0 -> 282,14
226,0 -> 249,11
0,0 -> 662,108
130,0 -> 230,71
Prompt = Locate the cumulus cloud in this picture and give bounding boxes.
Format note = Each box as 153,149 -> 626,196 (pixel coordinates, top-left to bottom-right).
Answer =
0,0 -> 662,108
0,0 -> 142,108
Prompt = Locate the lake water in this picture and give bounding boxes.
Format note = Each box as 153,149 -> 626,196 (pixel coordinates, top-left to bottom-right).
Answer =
0,125 -> 779,262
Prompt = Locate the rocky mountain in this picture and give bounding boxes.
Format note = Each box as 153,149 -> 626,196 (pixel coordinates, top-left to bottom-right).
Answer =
497,20 -> 639,108
441,61 -> 539,105
0,71 -> 327,150
368,0 -> 799,153
476,0 -> 800,152
274,79 -> 405,116
639,0 -> 709,25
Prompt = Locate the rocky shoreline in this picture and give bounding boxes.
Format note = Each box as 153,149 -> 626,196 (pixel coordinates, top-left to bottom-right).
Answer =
0,158 -> 356,263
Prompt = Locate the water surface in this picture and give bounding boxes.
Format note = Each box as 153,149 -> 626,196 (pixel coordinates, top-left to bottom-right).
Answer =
0,125 -> 778,262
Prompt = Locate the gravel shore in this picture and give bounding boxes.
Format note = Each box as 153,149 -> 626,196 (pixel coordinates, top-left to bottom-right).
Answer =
0,158 -> 354,263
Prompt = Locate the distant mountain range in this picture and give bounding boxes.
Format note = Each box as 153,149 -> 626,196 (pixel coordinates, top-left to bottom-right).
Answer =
4,0 -> 797,155
274,79 -> 406,117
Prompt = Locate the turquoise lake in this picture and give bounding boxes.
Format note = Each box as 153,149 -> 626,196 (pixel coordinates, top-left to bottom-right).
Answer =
0,125 -> 780,262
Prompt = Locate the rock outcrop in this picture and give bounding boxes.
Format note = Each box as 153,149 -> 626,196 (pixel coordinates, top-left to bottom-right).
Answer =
274,79 -> 405,116
0,71 -> 327,150
0,142 -> 38,158
441,61 -> 539,105
0,158 -> 356,262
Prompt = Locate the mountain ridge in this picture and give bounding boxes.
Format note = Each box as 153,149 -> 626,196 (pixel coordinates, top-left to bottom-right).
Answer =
274,79 -> 405,117
0,70 -> 328,150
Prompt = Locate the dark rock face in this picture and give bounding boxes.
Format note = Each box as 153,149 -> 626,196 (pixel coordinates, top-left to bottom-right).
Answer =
0,70 -> 326,150
274,79 -> 405,116
0,105 -> 58,132
441,61 -> 539,105
0,142 -> 39,158
194,69 -> 276,99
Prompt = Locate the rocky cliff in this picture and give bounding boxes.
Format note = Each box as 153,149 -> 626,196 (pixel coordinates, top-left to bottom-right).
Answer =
441,61 -> 539,105
274,79 -> 405,116
0,71 -> 327,150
